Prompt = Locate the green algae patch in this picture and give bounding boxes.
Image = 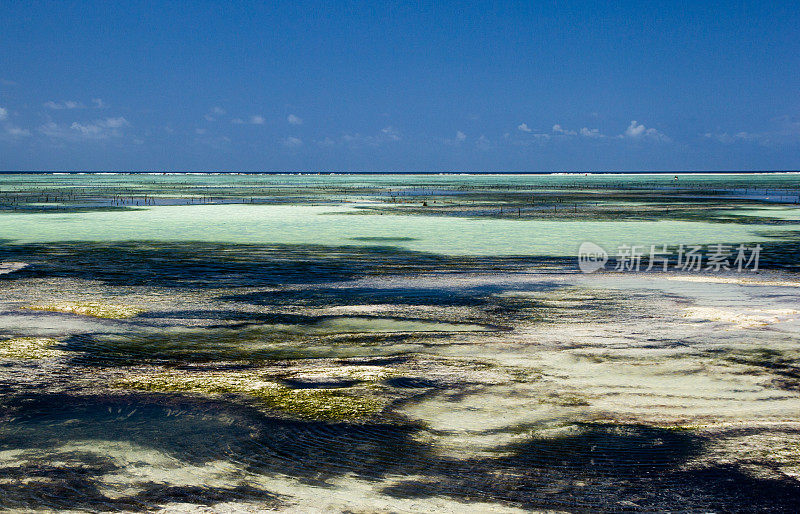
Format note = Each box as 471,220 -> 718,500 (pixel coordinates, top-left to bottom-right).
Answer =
312,317 -> 488,334
0,337 -> 62,359
284,364 -> 398,382
251,387 -> 383,421
349,236 -> 418,242
540,392 -> 592,407
24,301 -> 144,319
115,371 -> 384,421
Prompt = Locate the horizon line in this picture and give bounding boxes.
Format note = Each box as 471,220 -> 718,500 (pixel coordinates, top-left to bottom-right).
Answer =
1,170 -> 799,175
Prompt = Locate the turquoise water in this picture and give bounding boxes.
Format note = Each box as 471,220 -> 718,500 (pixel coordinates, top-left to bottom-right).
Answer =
0,203 -> 791,257
726,207 -> 800,220
1,173 -> 798,256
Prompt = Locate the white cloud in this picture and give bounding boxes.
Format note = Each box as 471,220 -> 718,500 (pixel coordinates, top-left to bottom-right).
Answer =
4,125 -> 30,137
381,126 -> 401,141
511,123 -> 606,145
731,131 -> 759,141
624,120 -> 647,137
475,134 -> 492,150
92,98 -> 107,109
516,122 -> 604,141
341,133 -> 369,146
204,106 -> 226,122
316,137 -> 336,147
40,117 -> 129,140
287,114 -> 303,125
281,136 -> 303,148
553,124 -> 577,135
623,120 -> 667,140
71,121 -> 108,136
0,109 -> 23,138
195,128 -> 207,135
232,115 -> 265,125
579,127 -> 602,138
44,100 -> 84,110
38,122 -> 62,138
444,130 -> 468,146
102,117 -> 128,128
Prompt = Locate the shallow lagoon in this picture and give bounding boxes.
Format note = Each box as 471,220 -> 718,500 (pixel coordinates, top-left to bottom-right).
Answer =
0,203 -> 795,256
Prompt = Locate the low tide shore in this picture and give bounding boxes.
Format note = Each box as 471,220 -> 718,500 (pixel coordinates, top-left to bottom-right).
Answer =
1,264 -> 799,512
1,174 -> 799,511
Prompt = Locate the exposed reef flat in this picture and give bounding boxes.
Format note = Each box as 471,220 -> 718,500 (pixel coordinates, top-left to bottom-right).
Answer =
2,266 -> 799,511
24,301 -> 144,319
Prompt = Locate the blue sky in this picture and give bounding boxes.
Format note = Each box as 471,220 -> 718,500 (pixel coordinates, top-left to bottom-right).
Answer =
1,0 -> 798,171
